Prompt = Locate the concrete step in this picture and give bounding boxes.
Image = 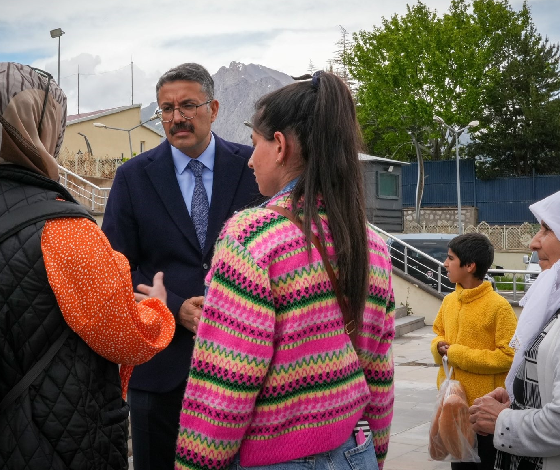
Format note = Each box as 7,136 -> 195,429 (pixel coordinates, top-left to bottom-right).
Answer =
394,305 -> 409,319
394,314 -> 425,338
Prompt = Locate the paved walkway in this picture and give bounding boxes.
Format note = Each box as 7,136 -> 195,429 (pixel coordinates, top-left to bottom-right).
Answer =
386,325 -> 449,470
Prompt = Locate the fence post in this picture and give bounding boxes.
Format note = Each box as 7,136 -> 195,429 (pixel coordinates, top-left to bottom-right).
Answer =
101,189 -> 107,212
91,187 -> 96,211
404,247 -> 408,275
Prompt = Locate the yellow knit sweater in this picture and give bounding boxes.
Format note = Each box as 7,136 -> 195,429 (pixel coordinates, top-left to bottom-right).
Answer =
431,281 -> 518,406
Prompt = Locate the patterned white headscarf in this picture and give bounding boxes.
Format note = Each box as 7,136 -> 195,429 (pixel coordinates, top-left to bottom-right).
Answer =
505,190 -> 560,398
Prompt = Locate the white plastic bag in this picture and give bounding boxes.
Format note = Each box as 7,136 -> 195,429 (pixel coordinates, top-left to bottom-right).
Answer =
428,357 -> 480,462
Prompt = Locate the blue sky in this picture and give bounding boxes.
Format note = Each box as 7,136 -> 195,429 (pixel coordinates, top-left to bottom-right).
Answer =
0,0 -> 557,115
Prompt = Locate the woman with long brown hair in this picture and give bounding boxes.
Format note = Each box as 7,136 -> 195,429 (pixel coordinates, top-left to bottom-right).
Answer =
175,71 -> 395,470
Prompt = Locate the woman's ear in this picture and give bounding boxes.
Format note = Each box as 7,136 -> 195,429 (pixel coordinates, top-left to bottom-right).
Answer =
273,131 -> 287,163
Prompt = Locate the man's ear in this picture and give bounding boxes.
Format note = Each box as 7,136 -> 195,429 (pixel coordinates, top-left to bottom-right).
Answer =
209,100 -> 219,123
466,262 -> 477,274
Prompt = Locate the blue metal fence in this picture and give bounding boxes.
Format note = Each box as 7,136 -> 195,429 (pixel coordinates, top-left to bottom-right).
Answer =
402,161 -> 560,224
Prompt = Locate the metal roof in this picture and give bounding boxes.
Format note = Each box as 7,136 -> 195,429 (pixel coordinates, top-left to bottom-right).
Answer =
66,104 -> 165,138
67,104 -> 141,124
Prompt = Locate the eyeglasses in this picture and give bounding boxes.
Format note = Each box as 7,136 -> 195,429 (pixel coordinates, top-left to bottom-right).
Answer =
156,99 -> 212,122
30,67 -> 53,136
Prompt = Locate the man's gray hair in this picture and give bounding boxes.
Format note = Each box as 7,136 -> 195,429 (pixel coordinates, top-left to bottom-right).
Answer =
156,63 -> 214,101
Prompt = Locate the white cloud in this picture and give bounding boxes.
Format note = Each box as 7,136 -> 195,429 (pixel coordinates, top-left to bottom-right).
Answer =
1,0 -> 557,115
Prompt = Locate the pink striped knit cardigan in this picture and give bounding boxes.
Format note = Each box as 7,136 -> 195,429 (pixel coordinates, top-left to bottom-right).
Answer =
175,194 -> 395,470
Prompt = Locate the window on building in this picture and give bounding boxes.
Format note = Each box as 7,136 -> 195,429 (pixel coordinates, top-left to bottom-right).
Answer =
377,171 -> 399,199
140,141 -> 146,153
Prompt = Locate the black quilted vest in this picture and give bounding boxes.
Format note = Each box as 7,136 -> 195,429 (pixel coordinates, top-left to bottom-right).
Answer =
0,166 -> 129,470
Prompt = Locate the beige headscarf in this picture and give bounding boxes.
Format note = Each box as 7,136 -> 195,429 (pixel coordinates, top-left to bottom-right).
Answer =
0,62 -> 67,180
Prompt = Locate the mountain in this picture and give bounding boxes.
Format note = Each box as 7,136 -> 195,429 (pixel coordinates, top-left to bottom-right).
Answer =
212,62 -> 294,144
140,101 -> 164,135
141,62 -> 294,145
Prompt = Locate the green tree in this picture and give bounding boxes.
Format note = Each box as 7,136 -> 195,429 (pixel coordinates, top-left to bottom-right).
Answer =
307,59 -> 316,74
347,0 -> 559,177
469,21 -> 560,177
333,25 -> 355,89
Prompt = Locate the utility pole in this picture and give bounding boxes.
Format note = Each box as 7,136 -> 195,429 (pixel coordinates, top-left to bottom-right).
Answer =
131,59 -> 134,105
77,65 -> 80,115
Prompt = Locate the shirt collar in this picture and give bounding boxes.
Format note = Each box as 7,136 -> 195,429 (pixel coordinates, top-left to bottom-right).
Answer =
259,178 -> 299,207
170,133 -> 216,174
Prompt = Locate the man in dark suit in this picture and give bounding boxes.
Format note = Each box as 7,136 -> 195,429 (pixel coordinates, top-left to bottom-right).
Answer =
102,63 -> 260,470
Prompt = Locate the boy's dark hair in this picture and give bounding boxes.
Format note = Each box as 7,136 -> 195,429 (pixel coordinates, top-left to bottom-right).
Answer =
448,233 -> 494,280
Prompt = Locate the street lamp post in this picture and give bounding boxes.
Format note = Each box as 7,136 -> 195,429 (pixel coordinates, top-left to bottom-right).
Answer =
77,132 -> 93,155
433,115 -> 479,234
93,114 -> 158,160
49,28 -> 65,85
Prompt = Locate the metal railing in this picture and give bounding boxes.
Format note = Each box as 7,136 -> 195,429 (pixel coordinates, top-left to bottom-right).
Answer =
487,269 -> 533,302
375,226 -> 449,293
58,164 -> 111,212
374,225 -> 535,301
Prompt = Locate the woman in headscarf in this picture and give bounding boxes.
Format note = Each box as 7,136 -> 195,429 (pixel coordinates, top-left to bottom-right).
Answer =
468,190 -> 560,470
0,62 -> 175,469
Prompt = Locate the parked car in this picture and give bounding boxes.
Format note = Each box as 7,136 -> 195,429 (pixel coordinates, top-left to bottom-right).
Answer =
386,233 -> 496,293
386,233 -> 456,292
523,251 -> 541,291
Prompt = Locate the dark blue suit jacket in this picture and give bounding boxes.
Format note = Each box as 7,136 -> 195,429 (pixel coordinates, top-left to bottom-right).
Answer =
102,134 -> 261,392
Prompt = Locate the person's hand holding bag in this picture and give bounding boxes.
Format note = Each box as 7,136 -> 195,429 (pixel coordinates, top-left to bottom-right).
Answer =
429,357 -> 479,462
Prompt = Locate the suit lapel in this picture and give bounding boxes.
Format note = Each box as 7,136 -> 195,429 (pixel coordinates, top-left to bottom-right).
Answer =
145,142 -> 201,251
204,135 -> 246,256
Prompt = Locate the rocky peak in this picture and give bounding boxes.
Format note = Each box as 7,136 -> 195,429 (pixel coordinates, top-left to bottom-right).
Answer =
142,62 -> 294,146
212,62 -> 294,144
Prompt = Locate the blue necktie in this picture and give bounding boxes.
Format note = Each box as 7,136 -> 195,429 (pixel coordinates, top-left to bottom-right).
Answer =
187,159 -> 209,249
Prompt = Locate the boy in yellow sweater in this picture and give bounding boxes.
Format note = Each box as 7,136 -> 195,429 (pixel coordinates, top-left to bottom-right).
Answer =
431,233 -> 517,470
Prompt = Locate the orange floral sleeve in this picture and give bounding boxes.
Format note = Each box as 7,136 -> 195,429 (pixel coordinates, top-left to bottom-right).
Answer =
41,217 -> 175,396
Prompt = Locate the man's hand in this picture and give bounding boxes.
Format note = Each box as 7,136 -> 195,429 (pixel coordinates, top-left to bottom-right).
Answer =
178,296 -> 204,334
468,389 -> 510,435
437,341 -> 450,357
135,272 -> 167,305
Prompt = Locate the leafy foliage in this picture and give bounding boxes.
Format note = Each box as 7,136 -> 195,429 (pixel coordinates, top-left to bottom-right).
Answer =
469,22 -> 560,177
347,0 -> 560,177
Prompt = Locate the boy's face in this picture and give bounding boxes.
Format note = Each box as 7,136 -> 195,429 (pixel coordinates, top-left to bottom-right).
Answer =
443,248 -> 476,286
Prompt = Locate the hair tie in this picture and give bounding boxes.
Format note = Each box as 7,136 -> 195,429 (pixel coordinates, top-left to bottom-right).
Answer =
311,70 -> 324,90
